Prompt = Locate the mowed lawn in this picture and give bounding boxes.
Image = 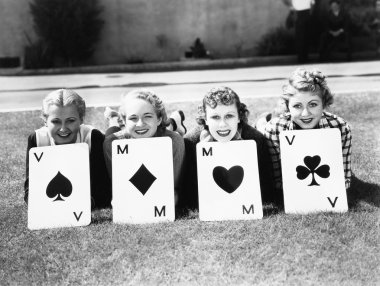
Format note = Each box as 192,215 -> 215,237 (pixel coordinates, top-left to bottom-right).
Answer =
0,92 -> 379,285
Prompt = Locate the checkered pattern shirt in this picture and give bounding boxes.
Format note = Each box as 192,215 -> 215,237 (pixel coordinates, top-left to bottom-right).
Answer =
264,111 -> 352,190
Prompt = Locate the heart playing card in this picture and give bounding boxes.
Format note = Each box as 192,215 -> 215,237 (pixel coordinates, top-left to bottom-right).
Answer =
196,140 -> 263,221
28,143 -> 91,230
280,128 -> 348,214
111,137 -> 175,224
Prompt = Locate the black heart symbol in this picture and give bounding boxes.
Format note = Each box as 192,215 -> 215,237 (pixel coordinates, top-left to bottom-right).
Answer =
304,155 -> 321,171
212,166 -> 244,194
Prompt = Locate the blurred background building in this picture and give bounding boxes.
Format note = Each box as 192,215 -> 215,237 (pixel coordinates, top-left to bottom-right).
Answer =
0,0 -> 378,68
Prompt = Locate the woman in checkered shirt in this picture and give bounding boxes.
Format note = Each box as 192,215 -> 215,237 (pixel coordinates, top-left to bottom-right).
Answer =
263,68 -> 352,195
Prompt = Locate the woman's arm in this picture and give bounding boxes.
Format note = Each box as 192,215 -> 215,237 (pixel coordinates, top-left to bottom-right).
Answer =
24,133 -> 37,204
340,123 -> 352,189
90,129 -> 112,208
263,121 -> 283,192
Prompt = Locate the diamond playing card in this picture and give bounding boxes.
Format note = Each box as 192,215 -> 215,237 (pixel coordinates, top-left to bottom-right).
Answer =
196,140 -> 263,221
280,128 -> 348,214
28,143 -> 91,230
112,137 -> 175,224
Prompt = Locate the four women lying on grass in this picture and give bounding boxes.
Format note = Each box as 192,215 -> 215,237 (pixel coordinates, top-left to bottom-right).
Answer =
24,67 -> 352,212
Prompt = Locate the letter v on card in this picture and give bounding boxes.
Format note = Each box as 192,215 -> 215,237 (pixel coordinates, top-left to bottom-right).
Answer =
28,143 -> 91,230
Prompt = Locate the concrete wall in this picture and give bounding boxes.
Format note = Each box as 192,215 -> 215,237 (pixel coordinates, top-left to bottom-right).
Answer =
0,0 -> 288,65
0,0 -> 34,59
94,0 -> 288,64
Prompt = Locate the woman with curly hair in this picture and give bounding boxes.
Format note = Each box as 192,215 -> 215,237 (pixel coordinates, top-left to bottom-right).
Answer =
263,67 -> 352,195
182,86 -> 275,211
194,86 -> 249,142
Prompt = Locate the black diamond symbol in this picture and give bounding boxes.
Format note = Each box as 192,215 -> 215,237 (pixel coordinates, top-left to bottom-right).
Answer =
129,164 -> 157,195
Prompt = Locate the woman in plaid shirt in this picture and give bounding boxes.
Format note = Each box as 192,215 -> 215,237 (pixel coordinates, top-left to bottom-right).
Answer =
263,68 -> 352,195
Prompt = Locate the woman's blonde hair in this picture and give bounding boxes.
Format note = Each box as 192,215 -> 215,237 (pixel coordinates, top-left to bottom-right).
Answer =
120,89 -> 170,131
42,89 -> 86,120
281,68 -> 334,112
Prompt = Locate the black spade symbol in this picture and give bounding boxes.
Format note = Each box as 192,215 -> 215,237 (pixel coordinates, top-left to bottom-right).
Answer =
212,165 -> 244,194
46,171 -> 72,201
296,155 -> 330,186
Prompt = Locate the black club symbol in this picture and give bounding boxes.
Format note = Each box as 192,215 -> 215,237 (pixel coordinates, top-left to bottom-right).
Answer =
296,155 -> 330,186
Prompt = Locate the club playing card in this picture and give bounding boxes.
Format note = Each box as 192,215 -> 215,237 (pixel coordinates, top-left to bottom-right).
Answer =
280,128 -> 348,214
112,137 -> 175,224
196,140 -> 263,221
28,143 -> 91,230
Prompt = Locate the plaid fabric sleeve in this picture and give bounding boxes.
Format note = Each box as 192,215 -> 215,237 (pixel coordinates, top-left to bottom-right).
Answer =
340,122 -> 352,189
325,114 -> 352,189
263,119 -> 284,191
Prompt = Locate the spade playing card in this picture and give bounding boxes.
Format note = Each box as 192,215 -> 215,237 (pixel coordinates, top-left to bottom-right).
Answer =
111,137 -> 175,224
196,140 -> 263,221
28,143 -> 91,230
280,129 -> 348,214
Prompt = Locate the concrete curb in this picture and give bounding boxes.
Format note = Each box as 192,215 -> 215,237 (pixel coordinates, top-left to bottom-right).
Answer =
0,55 -> 298,76
0,51 -> 378,76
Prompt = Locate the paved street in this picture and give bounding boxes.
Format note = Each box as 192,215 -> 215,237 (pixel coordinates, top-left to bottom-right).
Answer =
1,61 -> 380,112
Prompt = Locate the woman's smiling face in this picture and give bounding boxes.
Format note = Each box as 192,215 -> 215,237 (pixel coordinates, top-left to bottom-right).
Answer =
288,91 -> 324,129
205,103 -> 240,142
124,98 -> 162,138
44,104 -> 82,145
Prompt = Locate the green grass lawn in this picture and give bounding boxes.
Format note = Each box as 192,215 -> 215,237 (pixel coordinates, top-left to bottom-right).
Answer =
0,92 -> 379,285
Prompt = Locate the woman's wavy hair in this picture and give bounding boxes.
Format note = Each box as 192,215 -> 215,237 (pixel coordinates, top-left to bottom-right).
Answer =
196,86 -> 249,130
41,89 -> 86,121
120,89 -> 170,131
281,68 -> 334,112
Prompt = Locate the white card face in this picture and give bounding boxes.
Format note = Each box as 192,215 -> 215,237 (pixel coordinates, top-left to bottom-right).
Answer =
28,143 -> 91,230
196,140 -> 263,221
112,137 -> 175,224
280,129 -> 348,214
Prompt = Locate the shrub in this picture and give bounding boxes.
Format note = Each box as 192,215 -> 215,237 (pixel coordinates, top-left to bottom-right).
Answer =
24,41 -> 54,69
254,26 -> 296,56
29,0 -> 104,67
347,7 -> 377,36
317,0 -> 377,52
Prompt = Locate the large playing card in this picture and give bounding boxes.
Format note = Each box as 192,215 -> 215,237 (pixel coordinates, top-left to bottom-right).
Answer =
112,137 -> 175,224
196,140 -> 263,221
280,129 -> 348,214
28,143 -> 91,230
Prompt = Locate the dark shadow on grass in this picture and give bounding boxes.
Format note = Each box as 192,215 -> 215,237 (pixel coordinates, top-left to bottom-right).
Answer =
176,207 -> 199,220
91,208 -> 112,224
263,203 -> 283,216
347,175 -> 380,210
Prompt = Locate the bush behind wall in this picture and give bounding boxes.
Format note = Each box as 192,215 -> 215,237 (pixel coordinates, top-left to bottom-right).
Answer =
27,0 -> 104,68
